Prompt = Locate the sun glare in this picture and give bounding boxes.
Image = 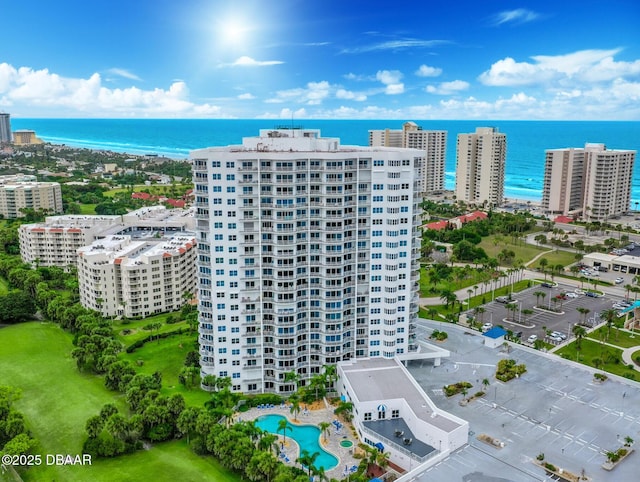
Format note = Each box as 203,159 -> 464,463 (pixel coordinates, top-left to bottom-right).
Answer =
220,18 -> 249,46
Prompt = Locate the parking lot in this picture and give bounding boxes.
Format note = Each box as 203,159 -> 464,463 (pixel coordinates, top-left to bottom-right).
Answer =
406,320 -> 640,482
475,281 -> 620,346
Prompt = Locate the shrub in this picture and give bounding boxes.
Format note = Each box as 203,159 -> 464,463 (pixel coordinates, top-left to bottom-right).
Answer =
495,359 -> 527,382
430,330 -> 448,341
536,453 -> 545,461
593,373 -> 608,381
544,462 -> 557,472
443,382 -> 472,397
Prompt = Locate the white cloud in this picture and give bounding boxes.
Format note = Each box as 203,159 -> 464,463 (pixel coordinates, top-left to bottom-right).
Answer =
492,9 -> 540,26
266,80 -> 331,105
237,93 -> 255,100
341,39 -> 448,54
0,63 -> 225,117
336,89 -> 367,101
106,68 -> 141,81
416,65 -> 442,77
376,70 -> 404,95
228,56 -> 284,67
478,48 -> 638,87
426,80 -> 470,95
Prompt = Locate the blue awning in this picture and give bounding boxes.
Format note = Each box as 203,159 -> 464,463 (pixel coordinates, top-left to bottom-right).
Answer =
376,404 -> 387,412
374,442 -> 384,451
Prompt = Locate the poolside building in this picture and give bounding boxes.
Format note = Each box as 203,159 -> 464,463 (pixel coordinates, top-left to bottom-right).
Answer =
338,357 -> 468,473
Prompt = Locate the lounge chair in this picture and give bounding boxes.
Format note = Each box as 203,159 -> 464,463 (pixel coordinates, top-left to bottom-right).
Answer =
403,438 -> 412,445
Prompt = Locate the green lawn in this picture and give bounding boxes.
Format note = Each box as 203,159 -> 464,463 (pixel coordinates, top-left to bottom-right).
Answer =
114,312 -> 189,346
478,235 -> 547,263
556,338 -> 637,379
121,331 -> 210,407
529,250 -> 580,270
587,326 -> 640,349
78,203 -> 97,214
0,322 -> 238,482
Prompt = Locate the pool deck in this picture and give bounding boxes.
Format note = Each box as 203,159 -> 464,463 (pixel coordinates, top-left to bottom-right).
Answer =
241,403 -> 362,478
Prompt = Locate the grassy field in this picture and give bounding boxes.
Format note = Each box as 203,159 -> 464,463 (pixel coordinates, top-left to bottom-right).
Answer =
77,203 -> 97,215
478,235 -> 547,263
0,322 -> 238,482
556,338 -> 637,379
121,330 -> 210,407
529,250 -> 580,270
586,326 -> 640,349
113,311 -> 192,346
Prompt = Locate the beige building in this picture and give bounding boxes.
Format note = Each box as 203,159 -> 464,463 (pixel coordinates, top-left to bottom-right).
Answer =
19,206 -> 195,268
369,121 -> 447,193
542,143 -> 635,221
12,129 -> 43,145
0,177 -> 63,218
455,127 -> 506,206
77,233 -> 197,318
19,215 -> 121,267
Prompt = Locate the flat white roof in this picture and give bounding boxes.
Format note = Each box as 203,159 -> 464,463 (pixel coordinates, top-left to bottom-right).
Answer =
341,358 -> 462,433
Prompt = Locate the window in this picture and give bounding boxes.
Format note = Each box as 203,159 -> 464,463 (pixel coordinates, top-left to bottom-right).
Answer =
364,412 -> 372,421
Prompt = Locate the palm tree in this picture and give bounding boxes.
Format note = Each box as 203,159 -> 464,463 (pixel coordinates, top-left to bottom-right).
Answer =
533,291 -> 545,306
539,258 -> 549,279
482,378 -> 490,392
277,418 -> 291,445
624,284 -> 633,299
297,449 -> 320,478
521,308 -> 533,325
573,324 -> 587,360
284,370 -> 300,393
440,289 -> 457,309
505,302 -> 518,321
289,392 -> 301,421
426,307 -> 439,321
576,307 -> 590,326
318,421 -> 331,443
601,309 -> 618,340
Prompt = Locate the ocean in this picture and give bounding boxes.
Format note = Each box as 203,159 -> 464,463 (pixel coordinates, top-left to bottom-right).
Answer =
10,118 -> 640,204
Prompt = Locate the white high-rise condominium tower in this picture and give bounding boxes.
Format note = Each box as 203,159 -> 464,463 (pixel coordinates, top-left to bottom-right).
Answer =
369,121 -> 446,194
191,128 -> 423,394
542,143 -> 636,221
455,127 -> 506,206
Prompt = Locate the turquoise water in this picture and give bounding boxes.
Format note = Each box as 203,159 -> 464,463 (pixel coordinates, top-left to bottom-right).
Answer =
255,414 -> 339,470
10,119 -> 640,203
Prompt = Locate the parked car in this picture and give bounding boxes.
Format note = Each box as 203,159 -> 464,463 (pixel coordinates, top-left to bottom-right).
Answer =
566,292 -> 578,298
585,291 -> 599,298
551,331 -> 567,340
514,331 -> 523,339
495,296 -> 510,303
481,322 -> 493,332
541,282 -> 553,288
615,277 -> 624,284
527,334 -> 538,344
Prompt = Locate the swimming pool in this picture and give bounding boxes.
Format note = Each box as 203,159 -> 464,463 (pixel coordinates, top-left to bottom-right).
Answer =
255,414 -> 339,470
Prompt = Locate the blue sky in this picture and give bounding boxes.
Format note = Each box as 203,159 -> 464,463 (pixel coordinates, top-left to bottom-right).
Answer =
1,0 -> 639,119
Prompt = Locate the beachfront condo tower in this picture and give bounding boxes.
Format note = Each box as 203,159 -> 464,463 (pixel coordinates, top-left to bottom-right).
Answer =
191,128 -> 423,394
369,121 -> 447,194
542,143 -> 636,221
0,113 -> 11,143
454,127 -> 506,207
